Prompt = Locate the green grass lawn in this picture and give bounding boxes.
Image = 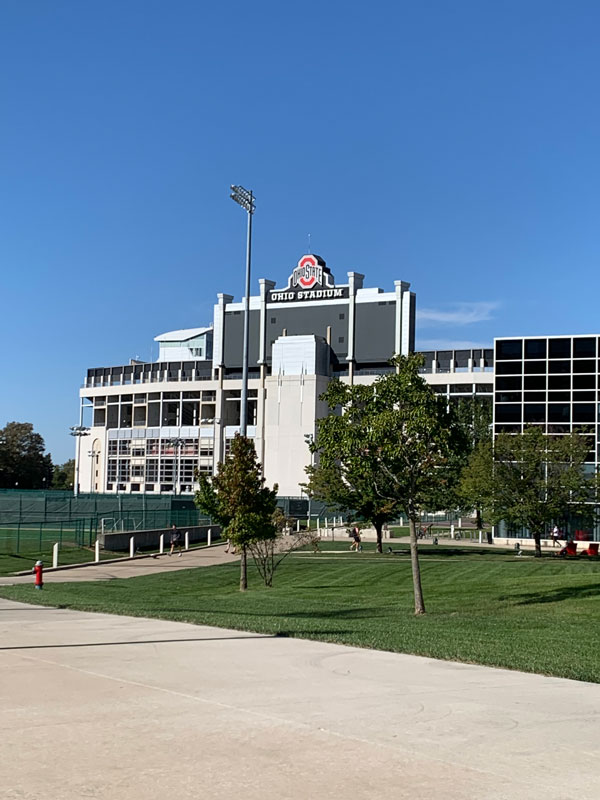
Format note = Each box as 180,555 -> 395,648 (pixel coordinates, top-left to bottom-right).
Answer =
0,546 -> 124,576
0,541 -> 599,683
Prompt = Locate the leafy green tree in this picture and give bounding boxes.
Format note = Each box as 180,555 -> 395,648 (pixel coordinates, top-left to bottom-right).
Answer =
0,422 -> 53,489
194,435 -> 278,591
51,459 -> 75,490
452,397 -> 493,533
306,354 -> 460,615
461,426 -> 597,557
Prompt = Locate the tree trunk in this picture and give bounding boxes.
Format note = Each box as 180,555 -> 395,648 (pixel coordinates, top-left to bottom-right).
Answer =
408,517 -> 426,615
374,520 -> 383,553
534,532 -> 542,558
240,546 -> 248,591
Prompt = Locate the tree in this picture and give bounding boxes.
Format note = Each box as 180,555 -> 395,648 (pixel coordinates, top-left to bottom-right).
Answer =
305,354 -> 461,615
51,459 -> 75,490
194,435 -> 278,591
461,426 -> 597,557
452,397 -> 493,534
248,508 -> 316,587
0,422 -> 53,489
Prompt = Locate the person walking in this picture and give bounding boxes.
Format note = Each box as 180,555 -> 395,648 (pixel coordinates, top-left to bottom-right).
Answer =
169,524 -> 182,557
552,525 -> 561,547
350,527 -> 362,552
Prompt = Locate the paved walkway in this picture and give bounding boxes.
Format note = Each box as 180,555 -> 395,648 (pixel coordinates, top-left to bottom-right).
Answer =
0,543 -> 238,585
0,597 -> 598,799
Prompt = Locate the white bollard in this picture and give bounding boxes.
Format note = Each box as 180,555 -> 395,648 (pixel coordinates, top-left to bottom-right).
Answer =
95,539 -> 100,562
458,517 -> 462,529
207,528 -> 212,547
296,519 -> 300,532
129,536 -> 135,558
52,542 -> 59,569
478,529 -> 483,544
159,533 -> 165,554
185,531 -> 189,550
450,523 -> 455,540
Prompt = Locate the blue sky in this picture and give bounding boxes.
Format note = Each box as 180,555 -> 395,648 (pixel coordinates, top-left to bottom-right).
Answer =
1,0 -> 599,462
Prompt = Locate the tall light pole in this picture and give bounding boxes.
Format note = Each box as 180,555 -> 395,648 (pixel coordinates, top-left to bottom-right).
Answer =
88,450 -> 97,493
230,184 -> 255,436
304,433 -> 315,528
167,437 -> 184,494
70,425 -> 90,496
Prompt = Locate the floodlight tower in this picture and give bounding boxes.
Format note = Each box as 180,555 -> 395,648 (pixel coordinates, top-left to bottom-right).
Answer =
229,185 -> 256,437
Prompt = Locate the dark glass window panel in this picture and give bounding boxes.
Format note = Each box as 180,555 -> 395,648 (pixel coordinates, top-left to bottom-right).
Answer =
93,408 -> 106,426
148,392 -> 160,400
524,376 -> 546,389
449,384 -> 474,393
524,339 -> 546,359
549,339 -> 571,358
163,391 -> 180,400
524,361 -> 546,374
548,424 -> 570,434
524,391 -> 546,402
573,338 -> 596,358
147,403 -> 160,426
548,391 -> 570,401
496,376 -> 522,390
548,404 -> 570,422
182,402 -> 200,425
162,402 -> 180,426
106,406 -> 119,429
573,391 -> 595,402
573,404 -> 595,422
549,360 -> 571,374
496,340 -> 522,360
495,361 -> 522,375
573,360 -> 595,373
475,384 -> 493,393
524,404 -> 546,423
573,375 -> 595,389
548,375 -> 570,389
495,424 -> 521,434
495,405 -> 522,423
497,392 -> 522,403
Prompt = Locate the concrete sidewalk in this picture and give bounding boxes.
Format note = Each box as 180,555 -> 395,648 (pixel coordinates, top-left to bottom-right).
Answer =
0,544 -> 238,585
0,597 -> 598,799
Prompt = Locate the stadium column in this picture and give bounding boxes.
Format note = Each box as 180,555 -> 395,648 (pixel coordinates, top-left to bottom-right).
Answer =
394,280 -> 413,363
213,293 -> 233,470
257,279 -> 275,469
346,272 -> 364,384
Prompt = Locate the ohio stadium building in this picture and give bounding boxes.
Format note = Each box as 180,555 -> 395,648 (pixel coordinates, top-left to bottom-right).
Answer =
76,254 -> 494,496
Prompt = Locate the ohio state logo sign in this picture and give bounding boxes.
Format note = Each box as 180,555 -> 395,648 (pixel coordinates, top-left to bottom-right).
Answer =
268,254 -> 349,303
291,255 -> 332,289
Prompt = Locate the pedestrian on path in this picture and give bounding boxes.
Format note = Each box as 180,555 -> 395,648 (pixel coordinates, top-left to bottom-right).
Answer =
169,524 -> 182,557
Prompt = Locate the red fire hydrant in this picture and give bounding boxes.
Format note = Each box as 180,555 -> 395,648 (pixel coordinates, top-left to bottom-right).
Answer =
33,560 -> 43,590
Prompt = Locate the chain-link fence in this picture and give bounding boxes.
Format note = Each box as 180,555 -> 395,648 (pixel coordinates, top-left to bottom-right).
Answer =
0,518 -> 97,555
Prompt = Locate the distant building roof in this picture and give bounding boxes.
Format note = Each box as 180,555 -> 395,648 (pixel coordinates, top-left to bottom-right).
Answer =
154,327 -> 212,343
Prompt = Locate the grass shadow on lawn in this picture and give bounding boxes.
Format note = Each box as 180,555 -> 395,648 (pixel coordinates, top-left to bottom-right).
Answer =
510,583 -> 600,606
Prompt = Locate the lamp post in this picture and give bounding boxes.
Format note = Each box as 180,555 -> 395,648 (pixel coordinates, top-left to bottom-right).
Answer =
230,184 -> 256,437
304,433 -> 315,528
167,437 -> 185,494
70,425 -> 90,496
88,450 -> 97,493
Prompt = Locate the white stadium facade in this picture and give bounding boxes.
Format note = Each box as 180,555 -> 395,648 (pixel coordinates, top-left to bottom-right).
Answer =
76,253 -> 494,497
